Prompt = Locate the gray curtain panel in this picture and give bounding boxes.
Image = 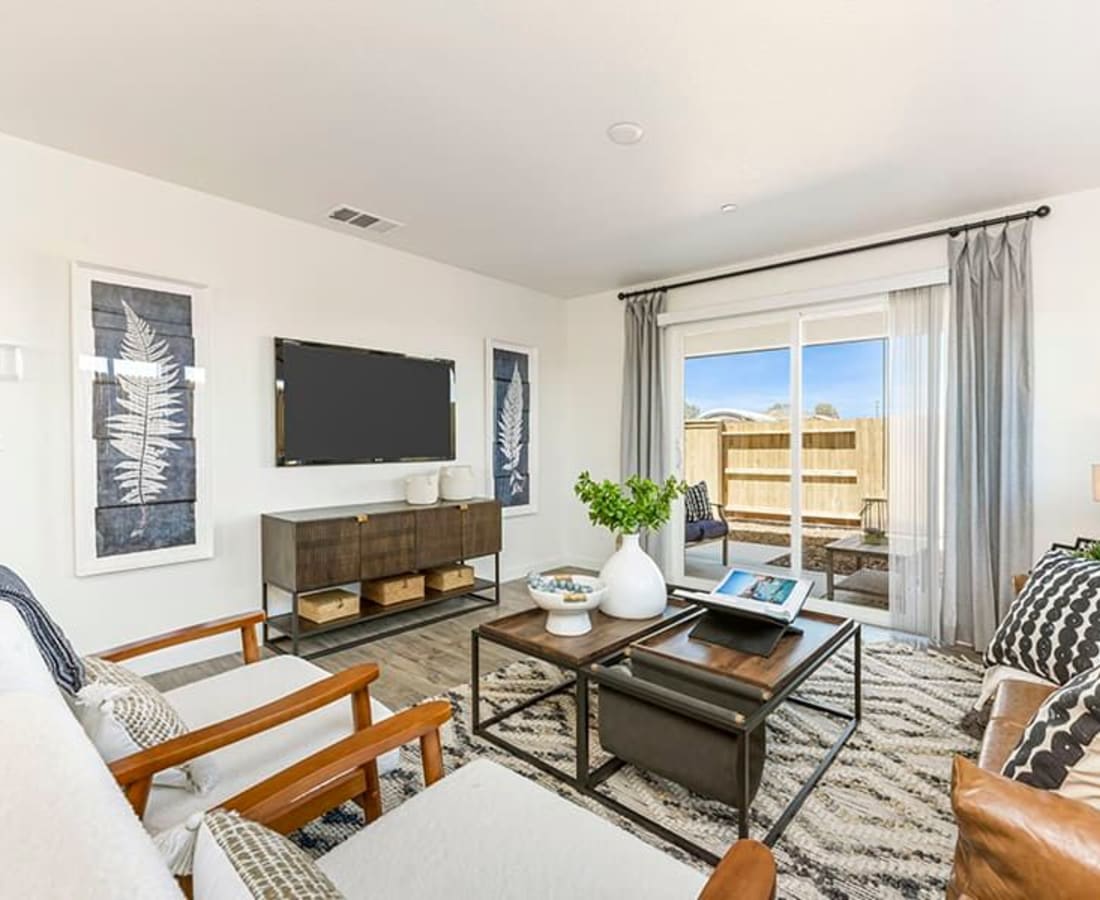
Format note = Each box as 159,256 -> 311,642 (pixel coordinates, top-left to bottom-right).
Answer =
944,220 -> 1034,650
621,290 -> 668,558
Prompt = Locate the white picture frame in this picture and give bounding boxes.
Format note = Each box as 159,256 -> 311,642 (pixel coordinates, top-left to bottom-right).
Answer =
486,339 -> 538,518
70,262 -> 213,575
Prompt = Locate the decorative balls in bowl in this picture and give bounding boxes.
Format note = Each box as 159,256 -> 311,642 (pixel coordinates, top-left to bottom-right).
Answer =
526,573 -> 607,636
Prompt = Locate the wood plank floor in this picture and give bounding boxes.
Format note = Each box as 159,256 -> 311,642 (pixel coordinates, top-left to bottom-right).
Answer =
149,577 -> 534,707
148,574 -> 930,708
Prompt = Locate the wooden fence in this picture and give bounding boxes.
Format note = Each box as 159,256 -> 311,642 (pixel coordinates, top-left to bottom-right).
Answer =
684,417 -> 886,526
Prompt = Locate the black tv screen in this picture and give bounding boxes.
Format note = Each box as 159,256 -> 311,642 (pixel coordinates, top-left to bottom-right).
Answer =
275,338 -> 455,466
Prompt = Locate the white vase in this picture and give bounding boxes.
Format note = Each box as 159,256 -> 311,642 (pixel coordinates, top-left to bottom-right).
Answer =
598,533 -> 667,620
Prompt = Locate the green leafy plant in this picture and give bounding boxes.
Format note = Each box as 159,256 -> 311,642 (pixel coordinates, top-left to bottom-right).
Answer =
1074,542 -> 1100,562
573,471 -> 687,535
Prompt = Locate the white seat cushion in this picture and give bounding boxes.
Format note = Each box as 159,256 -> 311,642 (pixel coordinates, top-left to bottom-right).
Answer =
143,655 -> 399,836
316,759 -> 707,900
0,692 -> 183,899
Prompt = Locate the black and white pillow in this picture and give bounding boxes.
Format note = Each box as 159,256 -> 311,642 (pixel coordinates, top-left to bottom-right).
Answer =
0,565 -> 84,694
1001,665 -> 1100,810
684,482 -> 714,523
984,549 -> 1100,685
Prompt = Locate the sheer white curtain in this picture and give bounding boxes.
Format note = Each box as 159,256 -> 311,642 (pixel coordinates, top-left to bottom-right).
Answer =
888,285 -> 950,641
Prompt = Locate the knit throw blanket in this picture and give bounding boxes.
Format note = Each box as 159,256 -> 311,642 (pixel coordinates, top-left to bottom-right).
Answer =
0,566 -> 84,694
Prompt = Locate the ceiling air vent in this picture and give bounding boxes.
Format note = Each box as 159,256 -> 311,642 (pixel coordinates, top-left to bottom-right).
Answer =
327,205 -> 402,235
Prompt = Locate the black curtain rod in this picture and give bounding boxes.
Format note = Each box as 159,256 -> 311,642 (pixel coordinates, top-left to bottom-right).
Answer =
616,204 -> 1051,301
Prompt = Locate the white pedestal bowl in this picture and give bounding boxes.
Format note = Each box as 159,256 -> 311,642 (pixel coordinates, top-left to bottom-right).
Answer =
527,574 -> 607,636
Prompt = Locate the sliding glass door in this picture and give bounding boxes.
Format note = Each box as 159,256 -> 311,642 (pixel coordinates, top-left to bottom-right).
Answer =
669,300 -> 890,623
679,317 -> 796,582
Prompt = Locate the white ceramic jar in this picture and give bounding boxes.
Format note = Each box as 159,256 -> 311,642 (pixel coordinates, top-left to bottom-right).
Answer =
439,465 -> 476,501
404,473 -> 439,505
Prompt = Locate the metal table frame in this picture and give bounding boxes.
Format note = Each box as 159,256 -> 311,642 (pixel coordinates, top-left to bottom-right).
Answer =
471,613 -> 861,865
470,606 -> 695,791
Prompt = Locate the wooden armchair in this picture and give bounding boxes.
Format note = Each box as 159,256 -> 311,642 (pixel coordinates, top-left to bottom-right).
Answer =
205,700 -> 777,900
96,610 -> 266,668
93,610 -> 400,850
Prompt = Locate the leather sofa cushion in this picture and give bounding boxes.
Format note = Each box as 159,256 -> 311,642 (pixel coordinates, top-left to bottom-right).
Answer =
947,756 -> 1100,900
685,519 -> 729,544
978,679 -> 1056,772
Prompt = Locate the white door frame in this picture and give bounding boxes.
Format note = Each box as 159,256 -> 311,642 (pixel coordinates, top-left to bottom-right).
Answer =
663,296 -> 891,627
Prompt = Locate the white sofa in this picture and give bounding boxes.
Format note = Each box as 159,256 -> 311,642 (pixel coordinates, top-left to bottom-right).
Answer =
0,691 -> 184,899
0,603 -> 399,861
0,604 -> 180,897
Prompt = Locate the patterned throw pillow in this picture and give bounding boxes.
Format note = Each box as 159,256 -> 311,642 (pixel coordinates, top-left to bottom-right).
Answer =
0,565 -> 85,694
198,809 -> 344,899
1001,665 -> 1100,810
684,481 -> 714,523
72,656 -> 217,793
984,549 -> 1100,685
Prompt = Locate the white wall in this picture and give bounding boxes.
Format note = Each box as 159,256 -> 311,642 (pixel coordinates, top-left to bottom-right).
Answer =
565,188 -> 1100,567
0,134 -> 569,670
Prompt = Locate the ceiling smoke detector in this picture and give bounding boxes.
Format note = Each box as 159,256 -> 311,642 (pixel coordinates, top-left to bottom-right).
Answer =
607,121 -> 644,145
327,205 -> 402,235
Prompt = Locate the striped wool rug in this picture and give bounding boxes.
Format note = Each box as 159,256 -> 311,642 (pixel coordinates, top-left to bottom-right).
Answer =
292,643 -> 982,900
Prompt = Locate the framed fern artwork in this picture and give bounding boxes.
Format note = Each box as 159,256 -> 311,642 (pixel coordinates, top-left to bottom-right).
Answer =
70,263 -> 213,575
486,339 -> 537,517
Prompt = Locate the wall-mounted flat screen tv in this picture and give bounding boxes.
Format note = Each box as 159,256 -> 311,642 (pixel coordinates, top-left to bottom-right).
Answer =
275,338 -> 455,466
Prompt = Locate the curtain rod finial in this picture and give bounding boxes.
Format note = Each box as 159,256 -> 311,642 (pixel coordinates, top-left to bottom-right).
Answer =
1036,204 -> 1051,218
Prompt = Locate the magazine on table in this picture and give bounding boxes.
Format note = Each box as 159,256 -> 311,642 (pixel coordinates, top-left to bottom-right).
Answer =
678,568 -> 812,624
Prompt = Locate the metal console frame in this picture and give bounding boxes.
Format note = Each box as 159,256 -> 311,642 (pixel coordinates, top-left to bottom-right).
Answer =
471,611 -> 861,865
264,554 -> 501,661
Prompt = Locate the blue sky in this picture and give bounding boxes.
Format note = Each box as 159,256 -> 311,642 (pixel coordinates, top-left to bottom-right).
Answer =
684,339 -> 885,418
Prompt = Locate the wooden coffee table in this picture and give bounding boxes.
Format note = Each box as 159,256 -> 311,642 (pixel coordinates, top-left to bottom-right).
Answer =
473,599 -> 860,862
470,599 -> 696,787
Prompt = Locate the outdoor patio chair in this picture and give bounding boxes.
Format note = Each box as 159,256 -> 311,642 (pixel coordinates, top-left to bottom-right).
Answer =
685,482 -> 730,566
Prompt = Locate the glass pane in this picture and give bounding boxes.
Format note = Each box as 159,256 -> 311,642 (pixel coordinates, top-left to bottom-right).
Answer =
683,321 -> 794,583
799,310 -> 889,611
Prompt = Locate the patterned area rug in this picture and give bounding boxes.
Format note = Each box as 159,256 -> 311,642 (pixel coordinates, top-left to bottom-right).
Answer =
291,643 -> 981,899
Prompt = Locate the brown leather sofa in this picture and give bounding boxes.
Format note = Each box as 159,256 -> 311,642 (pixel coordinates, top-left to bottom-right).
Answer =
948,677 -> 1100,899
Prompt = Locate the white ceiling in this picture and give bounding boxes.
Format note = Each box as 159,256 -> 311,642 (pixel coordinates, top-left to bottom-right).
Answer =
2,2 -> 1099,297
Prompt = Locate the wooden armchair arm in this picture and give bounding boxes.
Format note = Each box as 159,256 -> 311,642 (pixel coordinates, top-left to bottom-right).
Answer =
697,839 -> 776,900
111,662 -> 380,815
96,611 -> 265,665
222,700 -> 453,829
1012,573 -> 1029,596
